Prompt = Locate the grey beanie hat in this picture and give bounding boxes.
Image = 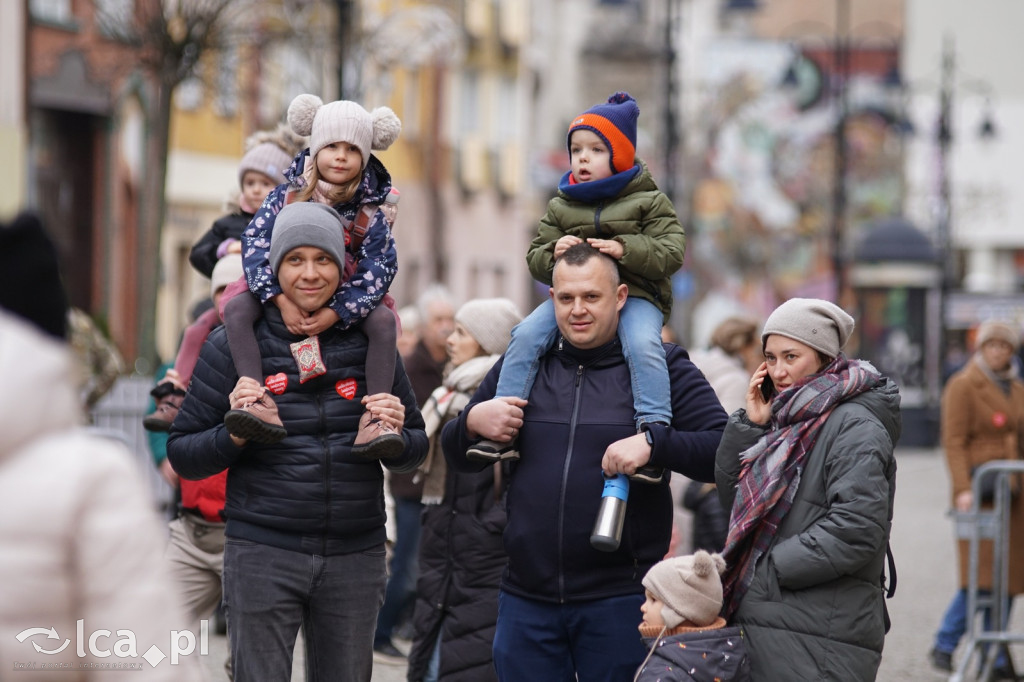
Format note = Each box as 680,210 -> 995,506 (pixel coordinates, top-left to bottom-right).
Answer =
455,298 -> 522,356
762,297 -> 855,359
642,551 -> 726,628
268,202 -> 346,275
237,142 -> 292,187
287,94 -> 402,170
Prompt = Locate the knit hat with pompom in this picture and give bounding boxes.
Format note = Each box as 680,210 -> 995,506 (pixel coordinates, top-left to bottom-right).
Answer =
287,94 -> 401,169
642,550 -> 726,628
567,91 -> 640,175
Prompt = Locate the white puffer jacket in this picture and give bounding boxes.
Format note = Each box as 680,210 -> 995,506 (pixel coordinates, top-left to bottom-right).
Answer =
0,311 -> 201,680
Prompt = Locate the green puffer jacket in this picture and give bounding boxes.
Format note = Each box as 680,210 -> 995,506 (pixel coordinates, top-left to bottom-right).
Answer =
714,379 -> 901,681
526,159 -> 684,322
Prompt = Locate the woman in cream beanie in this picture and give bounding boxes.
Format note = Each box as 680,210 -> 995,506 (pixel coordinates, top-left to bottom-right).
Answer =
714,297 -> 901,680
407,298 -> 521,681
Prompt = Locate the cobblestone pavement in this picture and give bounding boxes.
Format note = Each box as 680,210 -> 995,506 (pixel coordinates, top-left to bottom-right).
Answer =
199,447 -> 1022,681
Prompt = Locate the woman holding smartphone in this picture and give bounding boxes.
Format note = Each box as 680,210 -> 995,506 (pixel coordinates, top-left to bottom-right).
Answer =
714,297 -> 901,681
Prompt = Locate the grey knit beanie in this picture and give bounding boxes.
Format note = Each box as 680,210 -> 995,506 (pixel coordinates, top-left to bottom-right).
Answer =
976,320 -> 1020,351
268,202 -> 346,275
237,142 -> 292,187
762,298 -> 855,359
287,94 -> 402,170
642,551 -> 726,628
210,253 -> 243,299
455,298 -> 522,356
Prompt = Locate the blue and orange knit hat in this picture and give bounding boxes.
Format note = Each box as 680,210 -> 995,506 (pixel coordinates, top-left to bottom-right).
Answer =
567,91 -> 639,175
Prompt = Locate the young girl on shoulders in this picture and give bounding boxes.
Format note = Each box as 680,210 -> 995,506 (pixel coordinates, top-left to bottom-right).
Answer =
223,94 -> 403,457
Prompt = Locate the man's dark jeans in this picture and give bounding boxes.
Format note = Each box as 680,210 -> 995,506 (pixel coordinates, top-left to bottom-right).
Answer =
222,538 -> 387,682
492,590 -> 646,682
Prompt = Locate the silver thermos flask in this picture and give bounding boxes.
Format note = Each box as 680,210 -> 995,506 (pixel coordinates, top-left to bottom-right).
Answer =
590,474 -> 629,552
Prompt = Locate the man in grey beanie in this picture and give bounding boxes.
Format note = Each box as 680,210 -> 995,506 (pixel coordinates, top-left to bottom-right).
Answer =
167,200 -> 428,680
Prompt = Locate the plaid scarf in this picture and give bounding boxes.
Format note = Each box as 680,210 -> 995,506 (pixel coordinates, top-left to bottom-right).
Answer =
720,354 -> 882,617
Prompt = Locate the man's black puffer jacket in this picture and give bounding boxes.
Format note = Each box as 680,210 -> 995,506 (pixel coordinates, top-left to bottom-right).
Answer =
443,338 -> 727,603
168,305 -> 428,556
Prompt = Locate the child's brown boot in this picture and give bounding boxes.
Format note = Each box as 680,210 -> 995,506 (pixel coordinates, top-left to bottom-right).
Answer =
224,392 -> 287,444
351,410 -> 405,460
142,383 -> 186,432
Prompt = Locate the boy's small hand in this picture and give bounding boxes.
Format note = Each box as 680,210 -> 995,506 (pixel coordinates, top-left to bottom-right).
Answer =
299,307 -> 340,336
587,238 -> 624,260
554,235 -> 583,260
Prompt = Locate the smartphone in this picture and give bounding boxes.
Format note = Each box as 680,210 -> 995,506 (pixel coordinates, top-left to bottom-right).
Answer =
760,374 -> 775,402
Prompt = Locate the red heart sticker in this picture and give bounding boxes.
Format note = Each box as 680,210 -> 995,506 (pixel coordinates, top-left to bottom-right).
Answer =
265,373 -> 288,395
336,378 -> 357,400
993,411 -> 1007,428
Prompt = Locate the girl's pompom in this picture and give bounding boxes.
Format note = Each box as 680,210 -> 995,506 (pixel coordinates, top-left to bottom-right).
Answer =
287,94 -> 323,137
370,107 -> 402,151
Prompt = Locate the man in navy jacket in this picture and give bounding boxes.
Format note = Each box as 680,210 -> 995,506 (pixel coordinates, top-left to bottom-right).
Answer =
442,243 -> 727,681
168,202 -> 427,681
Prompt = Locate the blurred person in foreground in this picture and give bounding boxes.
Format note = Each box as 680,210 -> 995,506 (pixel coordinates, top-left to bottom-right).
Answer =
443,244 -> 727,681
715,298 -> 900,680
406,298 -> 522,681
0,212 -> 200,680
928,320 -> 1024,678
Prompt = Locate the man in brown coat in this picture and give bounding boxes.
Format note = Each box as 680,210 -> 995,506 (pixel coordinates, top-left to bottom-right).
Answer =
929,320 -> 1024,677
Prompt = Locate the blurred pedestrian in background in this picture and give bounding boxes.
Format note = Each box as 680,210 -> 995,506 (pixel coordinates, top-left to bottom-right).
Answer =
406,298 -> 521,682
67,306 -> 125,412
0,212 -> 201,680
716,298 -> 900,681
189,123 -> 301,277
684,315 -> 762,554
157,254 -> 244,678
374,284 -> 456,662
929,319 -> 1024,678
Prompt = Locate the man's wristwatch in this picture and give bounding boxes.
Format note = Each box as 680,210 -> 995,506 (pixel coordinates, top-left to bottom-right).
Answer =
644,429 -> 655,448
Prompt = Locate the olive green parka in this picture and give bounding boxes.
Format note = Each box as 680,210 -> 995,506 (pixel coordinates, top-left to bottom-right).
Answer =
526,159 -> 684,323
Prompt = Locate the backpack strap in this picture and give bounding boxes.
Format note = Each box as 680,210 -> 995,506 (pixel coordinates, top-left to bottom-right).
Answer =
281,194 -> 379,252
880,540 -> 897,634
883,540 -> 897,599
348,204 -> 378,252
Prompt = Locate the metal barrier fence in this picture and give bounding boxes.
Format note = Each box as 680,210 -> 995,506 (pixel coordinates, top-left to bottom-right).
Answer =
89,374 -> 175,516
951,460 -> 1024,682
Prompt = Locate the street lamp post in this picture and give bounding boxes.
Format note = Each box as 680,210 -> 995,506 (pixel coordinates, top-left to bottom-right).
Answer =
931,33 -> 997,378
831,0 -> 850,303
